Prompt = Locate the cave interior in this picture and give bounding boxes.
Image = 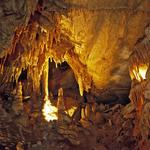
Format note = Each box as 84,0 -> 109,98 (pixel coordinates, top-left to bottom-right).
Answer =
0,0 -> 150,150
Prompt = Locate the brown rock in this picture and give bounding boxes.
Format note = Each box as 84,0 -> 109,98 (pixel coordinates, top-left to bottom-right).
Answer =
92,144 -> 108,150
89,112 -> 96,122
95,112 -> 105,125
16,142 -> 24,150
12,82 -> 23,115
92,103 -> 98,113
57,124 -> 80,145
80,119 -> 92,128
98,103 -> 106,112
72,106 -> 81,122
122,103 -> 135,118
121,147 -> 129,150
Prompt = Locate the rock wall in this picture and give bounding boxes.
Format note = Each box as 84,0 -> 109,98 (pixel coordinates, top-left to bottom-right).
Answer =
0,0 -> 37,57
61,0 -> 150,102
0,0 -> 150,103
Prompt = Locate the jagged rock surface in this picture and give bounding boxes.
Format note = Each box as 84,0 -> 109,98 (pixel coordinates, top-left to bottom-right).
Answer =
0,0 -> 149,103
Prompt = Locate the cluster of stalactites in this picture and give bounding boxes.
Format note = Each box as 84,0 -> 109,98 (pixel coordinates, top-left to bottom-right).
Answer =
129,64 -> 148,82
0,15 -> 61,91
0,0 -> 64,92
129,26 -> 150,82
0,5 -> 92,97
129,25 -> 150,112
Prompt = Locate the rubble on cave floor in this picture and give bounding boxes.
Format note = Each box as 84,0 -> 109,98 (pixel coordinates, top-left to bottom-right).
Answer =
0,94 -> 138,150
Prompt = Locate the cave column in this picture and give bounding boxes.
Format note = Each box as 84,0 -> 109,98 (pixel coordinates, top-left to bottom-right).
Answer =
42,59 -> 49,100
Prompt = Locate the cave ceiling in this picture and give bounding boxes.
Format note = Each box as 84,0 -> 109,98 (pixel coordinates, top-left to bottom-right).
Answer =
0,0 -> 150,102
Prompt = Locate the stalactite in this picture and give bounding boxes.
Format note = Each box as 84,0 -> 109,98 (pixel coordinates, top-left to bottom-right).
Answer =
129,25 -> 150,76
64,49 -> 92,96
77,77 -> 84,96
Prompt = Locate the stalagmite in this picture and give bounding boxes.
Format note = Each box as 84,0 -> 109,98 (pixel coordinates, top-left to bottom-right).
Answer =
57,88 -> 65,112
56,88 -> 72,123
12,82 -> 23,115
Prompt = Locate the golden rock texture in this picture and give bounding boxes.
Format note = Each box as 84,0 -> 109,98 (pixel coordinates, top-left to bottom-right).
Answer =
0,0 -> 37,57
0,0 -> 149,103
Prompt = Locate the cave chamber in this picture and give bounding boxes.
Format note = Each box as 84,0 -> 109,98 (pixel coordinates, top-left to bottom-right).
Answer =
0,0 -> 150,150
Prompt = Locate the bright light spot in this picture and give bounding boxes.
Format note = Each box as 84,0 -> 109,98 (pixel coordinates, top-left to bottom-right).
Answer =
65,106 -> 77,117
42,99 -> 58,121
139,65 -> 148,80
131,64 -> 148,82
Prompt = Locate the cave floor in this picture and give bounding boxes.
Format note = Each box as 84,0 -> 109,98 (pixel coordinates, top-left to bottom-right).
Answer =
0,96 -> 138,150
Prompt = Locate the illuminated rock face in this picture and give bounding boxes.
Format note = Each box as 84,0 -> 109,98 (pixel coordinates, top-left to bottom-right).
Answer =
0,0 -> 150,103
60,0 -> 150,102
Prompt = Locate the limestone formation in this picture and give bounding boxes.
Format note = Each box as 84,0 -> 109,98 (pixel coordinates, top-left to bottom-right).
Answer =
12,82 -> 23,115
0,0 -> 149,104
0,0 -> 150,150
